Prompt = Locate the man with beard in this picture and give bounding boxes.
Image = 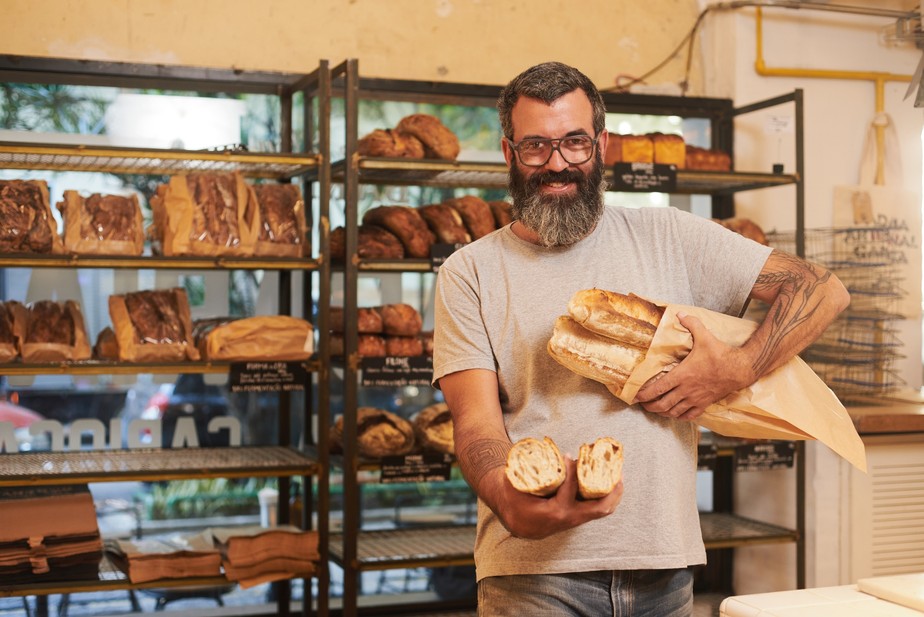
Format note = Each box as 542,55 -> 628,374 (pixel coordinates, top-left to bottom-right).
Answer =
431,62 -> 848,616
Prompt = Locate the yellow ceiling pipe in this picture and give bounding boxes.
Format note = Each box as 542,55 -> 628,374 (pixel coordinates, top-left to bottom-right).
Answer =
754,6 -> 913,184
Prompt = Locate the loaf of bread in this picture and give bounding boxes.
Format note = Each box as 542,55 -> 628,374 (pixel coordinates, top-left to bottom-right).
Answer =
488,200 -> 514,228
385,336 -> 424,357
330,407 -> 416,459
413,402 -> 454,455
330,306 -> 384,334
444,195 -> 496,240
620,135 -> 654,163
566,289 -> 663,349
548,316 -> 645,392
109,288 -> 199,362
194,315 -> 313,361
604,133 -> 622,166
0,301 -> 20,363
419,204 -> 471,245
380,303 -> 423,337
362,206 -> 435,259
395,114 -> 460,160
57,191 -> 144,255
252,183 -> 307,257
20,299 -> 92,362
330,224 -> 405,262
153,173 -> 255,256
505,436 -> 566,497
685,146 -> 731,171
549,289 -> 665,392
715,217 -> 768,246
0,180 -> 63,254
357,128 -> 426,159
577,437 -> 624,499
329,333 -> 387,357
93,326 -> 120,361
651,133 -> 686,169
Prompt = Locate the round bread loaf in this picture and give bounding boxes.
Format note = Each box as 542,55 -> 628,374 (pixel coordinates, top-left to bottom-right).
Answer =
716,217 -> 768,246
330,407 -> 415,459
329,333 -> 386,357
385,335 -> 424,357
357,128 -> 425,158
419,203 -> 472,245
413,402 -> 454,455
444,195 -> 496,240
362,205 -> 435,259
505,436 -> 566,496
577,437 -> 624,499
330,224 -> 405,261
380,303 -> 423,337
395,114 -> 460,160
488,200 -> 514,228
329,306 -> 384,334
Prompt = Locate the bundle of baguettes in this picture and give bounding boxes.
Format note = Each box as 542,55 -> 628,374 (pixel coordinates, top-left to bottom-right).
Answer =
548,289 -> 665,394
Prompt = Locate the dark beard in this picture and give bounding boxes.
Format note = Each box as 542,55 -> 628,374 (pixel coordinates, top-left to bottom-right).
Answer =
508,155 -> 606,247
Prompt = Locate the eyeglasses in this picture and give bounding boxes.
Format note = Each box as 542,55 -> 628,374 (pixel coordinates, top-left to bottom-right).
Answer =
506,134 -> 599,167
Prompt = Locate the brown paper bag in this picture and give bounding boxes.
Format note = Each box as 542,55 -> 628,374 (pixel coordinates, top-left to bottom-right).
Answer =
250,184 -> 308,258
109,288 -> 200,362
194,315 -> 314,361
57,191 -> 145,256
18,300 -> 92,363
160,173 -> 256,256
613,301 -> 867,472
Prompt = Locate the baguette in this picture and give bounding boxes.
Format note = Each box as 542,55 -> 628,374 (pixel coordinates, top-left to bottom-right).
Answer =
505,436 -> 566,496
567,288 -> 663,349
577,437 -> 624,499
547,315 -> 645,391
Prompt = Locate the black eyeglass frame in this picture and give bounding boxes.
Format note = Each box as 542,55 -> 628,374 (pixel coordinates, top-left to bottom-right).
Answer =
505,132 -> 602,167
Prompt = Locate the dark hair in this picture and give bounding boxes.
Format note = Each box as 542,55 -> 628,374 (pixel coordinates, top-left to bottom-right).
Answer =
497,62 -> 606,140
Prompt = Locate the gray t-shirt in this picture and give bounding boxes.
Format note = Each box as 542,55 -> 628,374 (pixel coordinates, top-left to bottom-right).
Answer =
432,205 -> 772,580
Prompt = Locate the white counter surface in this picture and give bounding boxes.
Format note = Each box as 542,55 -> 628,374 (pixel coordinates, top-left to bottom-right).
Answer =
720,584 -> 923,616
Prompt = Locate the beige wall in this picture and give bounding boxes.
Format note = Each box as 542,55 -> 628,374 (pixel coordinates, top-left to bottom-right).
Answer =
2,0 -> 703,89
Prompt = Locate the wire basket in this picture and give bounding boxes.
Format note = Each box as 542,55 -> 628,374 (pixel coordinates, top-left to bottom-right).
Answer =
763,228 -> 907,401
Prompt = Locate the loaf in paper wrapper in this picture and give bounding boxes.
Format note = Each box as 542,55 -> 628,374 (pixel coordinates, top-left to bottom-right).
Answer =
613,300 -> 867,472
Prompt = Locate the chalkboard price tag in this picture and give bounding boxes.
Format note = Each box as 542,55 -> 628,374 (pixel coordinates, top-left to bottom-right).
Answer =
611,162 -> 677,192
697,443 -> 718,471
380,452 -> 453,483
229,361 -> 308,392
734,441 -> 795,471
430,243 -> 465,271
361,356 -> 433,387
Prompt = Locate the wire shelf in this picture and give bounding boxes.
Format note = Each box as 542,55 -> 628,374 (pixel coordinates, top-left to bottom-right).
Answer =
766,228 -> 909,400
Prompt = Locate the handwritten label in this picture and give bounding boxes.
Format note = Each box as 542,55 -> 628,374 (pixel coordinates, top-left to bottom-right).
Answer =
611,162 -> 677,192
734,441 -> 795,472
361,356 -> 433,387
380,452 -> 453,483
229,361 -> 308,392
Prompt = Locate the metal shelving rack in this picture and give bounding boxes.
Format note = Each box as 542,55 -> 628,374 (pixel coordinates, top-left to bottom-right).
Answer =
0,55 -> 333,617
333,56 -> 806,616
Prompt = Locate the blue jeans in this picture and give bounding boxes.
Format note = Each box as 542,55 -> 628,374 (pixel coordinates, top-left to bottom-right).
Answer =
478,568 -> 694,616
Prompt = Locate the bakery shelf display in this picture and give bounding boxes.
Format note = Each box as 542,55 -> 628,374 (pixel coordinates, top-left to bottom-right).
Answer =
0,142 -> 318,179
332,58 -> 807,616
0,55 -> 333,616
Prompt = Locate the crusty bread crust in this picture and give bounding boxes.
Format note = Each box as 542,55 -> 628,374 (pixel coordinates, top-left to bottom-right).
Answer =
577,437 -> 624,499
547,316 -> 643,391
505,436 -> 566,496
567,289 -> 663,349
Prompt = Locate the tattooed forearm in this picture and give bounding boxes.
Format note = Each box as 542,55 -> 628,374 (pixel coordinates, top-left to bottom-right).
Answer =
751,251 -> 833,375
459,439 -> 511,493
